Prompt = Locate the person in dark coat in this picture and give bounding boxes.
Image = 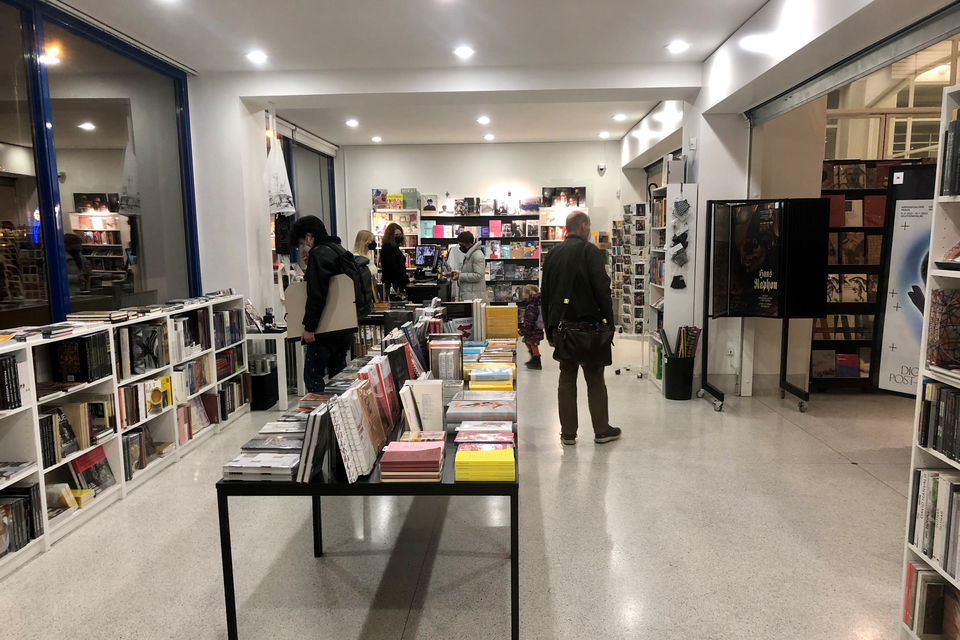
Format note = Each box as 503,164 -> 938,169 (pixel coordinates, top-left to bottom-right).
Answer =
541,210 -> 620,446
519,284 -> 544,370
379,222 -> 409,296
289,216 -> 357,393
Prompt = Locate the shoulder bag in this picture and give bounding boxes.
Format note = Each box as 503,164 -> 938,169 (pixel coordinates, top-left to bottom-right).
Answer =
552,241 -> 615,367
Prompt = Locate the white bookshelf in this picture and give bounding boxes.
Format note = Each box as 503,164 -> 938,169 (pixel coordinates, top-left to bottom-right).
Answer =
646,183 -> 698,392
901,83 -> 960,639
0,293 -> 250,582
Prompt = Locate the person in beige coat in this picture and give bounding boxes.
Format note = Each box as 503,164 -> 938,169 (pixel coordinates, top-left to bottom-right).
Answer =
449,231 -> 487,302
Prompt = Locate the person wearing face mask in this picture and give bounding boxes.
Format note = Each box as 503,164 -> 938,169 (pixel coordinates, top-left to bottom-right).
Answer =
446,236 -> 466,299
448,231 -> 487,303
353,230 -> 378,309
380,222 -> 409,296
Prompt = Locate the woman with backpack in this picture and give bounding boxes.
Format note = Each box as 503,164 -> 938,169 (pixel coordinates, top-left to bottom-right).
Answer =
520,284 -> 544,370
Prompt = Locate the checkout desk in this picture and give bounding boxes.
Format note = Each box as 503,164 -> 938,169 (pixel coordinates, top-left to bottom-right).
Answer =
404,279 -> 452,304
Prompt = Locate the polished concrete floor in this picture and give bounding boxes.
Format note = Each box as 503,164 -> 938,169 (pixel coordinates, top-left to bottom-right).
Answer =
0,340 -> 914,639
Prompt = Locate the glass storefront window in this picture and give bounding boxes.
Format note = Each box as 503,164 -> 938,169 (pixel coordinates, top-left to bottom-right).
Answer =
0,3 -> 51,328
43,21 -> 190,312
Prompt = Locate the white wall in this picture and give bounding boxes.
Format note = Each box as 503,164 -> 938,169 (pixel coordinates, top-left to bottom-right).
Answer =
340,141 -> 622,245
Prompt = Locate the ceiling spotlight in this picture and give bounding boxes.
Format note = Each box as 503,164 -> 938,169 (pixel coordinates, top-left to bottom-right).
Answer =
77,122 -> 96,131
599,131 -> 610,139
245,50 -> 268,64
477,116 -> 490,124
345,119 -> 359,127
454,46 -> 475,59
666,40 -> 691,54
613,114 -> 627,121
371,136 -> 382,142
484,133 -> 495,141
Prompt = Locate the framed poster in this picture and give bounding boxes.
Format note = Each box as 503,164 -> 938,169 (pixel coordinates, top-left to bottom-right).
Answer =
876,166 -> 936,395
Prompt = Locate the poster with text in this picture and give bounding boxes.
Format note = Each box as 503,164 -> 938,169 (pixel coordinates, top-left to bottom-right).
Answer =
728,202 -> 781,317
878,199 -> 932,394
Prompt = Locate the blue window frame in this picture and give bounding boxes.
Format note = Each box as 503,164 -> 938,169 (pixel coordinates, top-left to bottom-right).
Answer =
2,0 -> 201,321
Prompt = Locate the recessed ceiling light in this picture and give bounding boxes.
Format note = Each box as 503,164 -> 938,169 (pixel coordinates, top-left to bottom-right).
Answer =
599,131 -> 610,139
477,116 -> 490,124
345,119 -> 359,127
613,114 -> 627,121
77,122 -> 96,131
454,46 -> 475,59
245,50 -> 268,64
666,40 -> 690,54
484,133 -> 495,141
371,136 -> 382,142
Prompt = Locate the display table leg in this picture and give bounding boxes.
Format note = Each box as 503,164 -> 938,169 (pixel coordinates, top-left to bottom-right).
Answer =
511,491 -> 519,640
218,491 -> 239,640
276,337 -> 288,411
313,495 -> 323,557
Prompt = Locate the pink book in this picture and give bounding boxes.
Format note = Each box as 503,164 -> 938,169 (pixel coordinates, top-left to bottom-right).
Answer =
383,441 -> 444,452
433,225 -> 445,238
490,220 -> 502,237
454,432 -> 515,443
458,443 -> 514,451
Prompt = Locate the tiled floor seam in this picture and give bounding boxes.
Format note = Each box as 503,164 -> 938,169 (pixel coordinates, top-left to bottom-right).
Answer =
754,395 -> 908,498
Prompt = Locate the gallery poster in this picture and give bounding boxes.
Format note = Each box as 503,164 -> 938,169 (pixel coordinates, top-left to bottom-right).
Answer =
878,199 -> 933,394
712,204 -> 731,317
728,202 -> 781,317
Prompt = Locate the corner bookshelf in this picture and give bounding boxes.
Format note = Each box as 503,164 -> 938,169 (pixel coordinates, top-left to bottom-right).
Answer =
0,294 -> 249,582
901,83 -> 960,638
646,184 -> 698,392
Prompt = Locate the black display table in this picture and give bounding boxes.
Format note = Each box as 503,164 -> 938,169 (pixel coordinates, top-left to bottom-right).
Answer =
216,436 -> 520,639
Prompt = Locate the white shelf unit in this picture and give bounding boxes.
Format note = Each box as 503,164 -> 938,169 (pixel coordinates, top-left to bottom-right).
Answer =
901,84 -> 960,639
0,294 -> 250,582
646,183 -> 698,392
616,203 -> 647,336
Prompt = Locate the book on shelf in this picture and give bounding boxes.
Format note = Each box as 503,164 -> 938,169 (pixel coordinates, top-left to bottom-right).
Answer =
55,332 -> 112,383
115,322 -> 167,380
213,308 -> 243,350
172,357 -> 212,403
117,376 -> 171,429
0,482 -> 42,550
69,446 -> 116,496
170,308 -> 211,363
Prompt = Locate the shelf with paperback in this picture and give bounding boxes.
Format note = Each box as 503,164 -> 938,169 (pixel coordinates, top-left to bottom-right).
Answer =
0,292 -> 250,582
644,184 -> 697,393
900,85 -> 960,639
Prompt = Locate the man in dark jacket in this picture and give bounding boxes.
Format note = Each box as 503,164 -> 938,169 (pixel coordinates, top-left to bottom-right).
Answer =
541,210 -> 620,446
290,215 -> 357,393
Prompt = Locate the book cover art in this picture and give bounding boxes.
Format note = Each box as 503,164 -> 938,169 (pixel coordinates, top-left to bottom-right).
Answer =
457,443 -> 514,452
496,199 -> 518,215
421,194 -> 438,213
856,314 -> 874,340
811,350 -> 836,378
841,274 -> 867,303
844,200 -> 863,227
838,164 -> 866,190
867,275 -> 879,303
541,187 -> 586,208
480,199 -> 496,215
828,195 -> 846,228
840,232 -> 865,265
835,353 -> 860,378
454,432 -> 516,443
822,162 -> 837,190
863,195 -> 886,227
812,317 -> 833,340
493,284 -> 512,302
866,235 -> 882,265
828,233 -> 838,265
501,222 -> 514,238
464,198 -> 480,215
859,347 -> 871,378
372,189 -> 387,209
526,221 -> 540,238
727,202 -> 780,317
501,244 -> 511,259
489,261 -> 504,280
401,188 -> 419,210
832,315 -> 857,340
519,197 -> 540,212
386,194 -> 404,210
827,273 -> 841,303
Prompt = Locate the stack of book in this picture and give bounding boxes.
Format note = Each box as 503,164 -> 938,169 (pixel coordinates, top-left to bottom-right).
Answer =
222,453 -> 300,482
216,345 -> 243,379
379,441 -> 444,483
68,447 -> 117,496
54,333 -> 112,383
176,397 -> 212,445
0,353 -> 26,411
43,398 -> 115,452
170,309 -> 210,363
911,468 -> 960,580
218,376 -> 248,420
240,434 -> 303,453
172,357 -> 211,402
327,383 -> 385,482
65,310 -> 131,323
903,559 -> 959,637
446,390 -> 517,425
213,308 -> 243,349
454,446 -> 515,482
121,427 -> 171,481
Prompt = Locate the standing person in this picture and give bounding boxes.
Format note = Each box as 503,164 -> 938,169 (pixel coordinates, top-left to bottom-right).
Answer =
353,230 -> 378,311
448,231 -> 488,302
290,215 -> 364,393
446,240 -> 466,300
64,233 -> 92,294
379,222 -> 409,296
519,284 -> 543,370
541,211 -> 620,445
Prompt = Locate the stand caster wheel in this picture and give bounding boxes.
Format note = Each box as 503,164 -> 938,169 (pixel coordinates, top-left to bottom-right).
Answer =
798,401 -> 808,413
637,373 -> 642,379
714,401 -> 723,412
615,369 -> 621,375
779,389 -> 786,399
696,389 -> 705,399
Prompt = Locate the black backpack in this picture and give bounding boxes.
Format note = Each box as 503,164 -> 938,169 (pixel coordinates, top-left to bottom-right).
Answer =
329,244 -> 372,319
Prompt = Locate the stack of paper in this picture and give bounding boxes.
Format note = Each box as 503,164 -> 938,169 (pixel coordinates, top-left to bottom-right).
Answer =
379,441 -> 444,483
455,447 -> 516,482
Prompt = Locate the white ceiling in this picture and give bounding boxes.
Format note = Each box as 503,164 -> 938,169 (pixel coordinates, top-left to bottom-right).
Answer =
62,0 -> 770,73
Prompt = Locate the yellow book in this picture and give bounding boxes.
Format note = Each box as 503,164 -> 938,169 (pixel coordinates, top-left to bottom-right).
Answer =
159,376 -> 172,408
469,381 -> 514,391
485,306 -> 518,339
71,489 -> 96,508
